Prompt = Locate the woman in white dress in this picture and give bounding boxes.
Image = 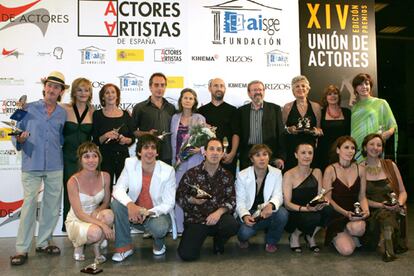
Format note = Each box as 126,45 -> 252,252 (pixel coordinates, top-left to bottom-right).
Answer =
65,142 -> 114,263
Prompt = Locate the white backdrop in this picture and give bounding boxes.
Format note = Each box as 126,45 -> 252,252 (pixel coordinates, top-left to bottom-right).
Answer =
0,0 -> 300,237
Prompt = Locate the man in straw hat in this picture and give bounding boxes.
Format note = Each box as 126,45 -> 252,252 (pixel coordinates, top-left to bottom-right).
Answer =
10,71 -> 69,266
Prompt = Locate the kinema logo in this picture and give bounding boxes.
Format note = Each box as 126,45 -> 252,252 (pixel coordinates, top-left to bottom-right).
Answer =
191,55 -> 218,62
0,0 -> 69,36
79,46 -> 106,64
204,0 -> 282,46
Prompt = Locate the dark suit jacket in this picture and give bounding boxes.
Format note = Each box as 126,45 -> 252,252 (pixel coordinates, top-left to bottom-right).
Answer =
237,101 -> 286,169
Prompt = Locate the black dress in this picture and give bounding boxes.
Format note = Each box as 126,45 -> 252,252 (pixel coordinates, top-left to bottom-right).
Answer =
285,100 -> 317,171
317,107 -> 351,170
325,165 -> 360,245
285,170 -> 332,235
92,109 -> 135,191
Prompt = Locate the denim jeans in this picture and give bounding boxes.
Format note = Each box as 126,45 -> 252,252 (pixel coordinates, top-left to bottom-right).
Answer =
111,199 -> 171,251
238,206 -> 288,245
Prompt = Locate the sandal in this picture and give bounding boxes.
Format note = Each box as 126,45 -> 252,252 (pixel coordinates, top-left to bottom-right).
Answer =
73,246 -> 85,261
305,235 -> 320,253
35,245 -> 61,255
289,235 -> 302,253
10,253 -> 28,266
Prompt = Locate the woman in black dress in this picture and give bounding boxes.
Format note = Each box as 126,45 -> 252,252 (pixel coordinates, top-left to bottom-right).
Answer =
317,85 -> 351,171
282,75 -> 323,171
92,84 -> 135,191
283,143 -> 332,253
323,136 -> 369,256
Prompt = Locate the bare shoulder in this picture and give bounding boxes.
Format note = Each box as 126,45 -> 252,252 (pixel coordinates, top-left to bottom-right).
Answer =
313,168 -> 322,178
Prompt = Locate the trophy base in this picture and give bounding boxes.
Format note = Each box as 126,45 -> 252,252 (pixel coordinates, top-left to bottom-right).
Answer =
352,214 -> 363,218
383,202 -> 398,207
81,265 -> 103,274
8,131 -> 23,136
296,128 -> 311,134
195,195 -> 212,200
253,216 -> 263,223
309,200 -> 327,207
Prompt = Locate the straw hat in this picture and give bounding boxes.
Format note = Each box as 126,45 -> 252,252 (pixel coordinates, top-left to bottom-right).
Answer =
41,71 -> 70,89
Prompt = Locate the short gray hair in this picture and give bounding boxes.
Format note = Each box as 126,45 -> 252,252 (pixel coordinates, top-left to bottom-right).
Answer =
291,75 -> 310,87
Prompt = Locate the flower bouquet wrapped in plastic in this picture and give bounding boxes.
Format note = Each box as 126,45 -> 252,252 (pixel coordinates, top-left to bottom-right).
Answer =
175,123 -> 216,169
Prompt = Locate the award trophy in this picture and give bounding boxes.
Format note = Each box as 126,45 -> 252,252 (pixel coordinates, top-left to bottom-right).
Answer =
251,203 -> 266,222
222,136 -> 229,153
157,131 -> 172,141
384,192 -> 398,207
308,188 -> 332,207
104,124 -> 124,144
352,202 -> 363,217
187,183 -> 212,199
1,95 -> 28,136
296,117 -> 311,133
81,263 -> 103,274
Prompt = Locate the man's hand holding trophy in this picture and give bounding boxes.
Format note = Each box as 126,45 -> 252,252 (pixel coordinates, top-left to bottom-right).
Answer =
1,95 -> 29,141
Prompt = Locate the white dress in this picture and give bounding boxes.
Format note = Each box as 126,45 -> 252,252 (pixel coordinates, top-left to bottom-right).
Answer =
65,173 -> 105,247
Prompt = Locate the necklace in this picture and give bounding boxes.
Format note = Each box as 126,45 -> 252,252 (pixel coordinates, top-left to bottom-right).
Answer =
327,106 -> 341,119
338,162 -> 352,169
365,162 -> 382,175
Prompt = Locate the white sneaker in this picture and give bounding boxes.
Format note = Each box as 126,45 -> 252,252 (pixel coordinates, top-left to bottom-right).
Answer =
112,249 -> 134,262
152,244 -> 166,256
130,227 -> 143,234
100,239 -> 108,249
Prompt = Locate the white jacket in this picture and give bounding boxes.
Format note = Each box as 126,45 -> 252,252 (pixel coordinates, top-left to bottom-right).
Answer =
235,165 -> 283,219
112,156 -> 177,238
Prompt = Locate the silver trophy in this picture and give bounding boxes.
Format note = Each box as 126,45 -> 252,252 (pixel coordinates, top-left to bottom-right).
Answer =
352,202 -> 363,217
384,192 -> 398,206
81,262 -> 103,274
157,131 -> 172,141
186,183 -> 212,199
309,187 -> 332,207
251,203 -> 266,222
222,136 -> 229,154
104,124 -> 124,144
296,117 -> 311,133
1,95 -> 28,136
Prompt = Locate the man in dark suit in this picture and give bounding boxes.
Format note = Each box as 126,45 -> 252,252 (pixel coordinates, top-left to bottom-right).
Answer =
237,80 -> 286,170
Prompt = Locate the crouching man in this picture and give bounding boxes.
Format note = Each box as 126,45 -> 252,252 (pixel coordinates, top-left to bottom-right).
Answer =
111,134 -> 176,262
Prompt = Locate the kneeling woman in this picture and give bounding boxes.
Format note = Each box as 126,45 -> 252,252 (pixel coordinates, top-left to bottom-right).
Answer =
235,144 -> 289,253
361,133 -> 408,261
323,136 -> 369,255
283,143 -> 333,253
65,142 -> 114,263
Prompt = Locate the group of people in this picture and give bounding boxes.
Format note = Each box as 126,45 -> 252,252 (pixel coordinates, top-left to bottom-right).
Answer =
9,70 -> 406,266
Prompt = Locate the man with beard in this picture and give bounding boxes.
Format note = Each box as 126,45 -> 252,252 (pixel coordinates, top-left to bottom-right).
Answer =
198,78 -> 239,176
237,80 -> 286,170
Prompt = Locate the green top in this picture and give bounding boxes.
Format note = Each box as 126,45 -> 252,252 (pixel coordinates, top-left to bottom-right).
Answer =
351,97 -> 397,162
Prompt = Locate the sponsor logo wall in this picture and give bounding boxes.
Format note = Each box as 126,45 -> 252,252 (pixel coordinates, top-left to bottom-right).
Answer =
0,0 -> 375,237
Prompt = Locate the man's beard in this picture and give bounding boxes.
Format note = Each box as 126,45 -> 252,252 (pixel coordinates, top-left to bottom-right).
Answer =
214,92 -> 224,101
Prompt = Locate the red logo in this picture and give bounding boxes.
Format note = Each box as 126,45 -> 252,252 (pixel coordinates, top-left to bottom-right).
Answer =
0,0 -> 42,22
1,48 -> 22,58
0,199 -> 24,215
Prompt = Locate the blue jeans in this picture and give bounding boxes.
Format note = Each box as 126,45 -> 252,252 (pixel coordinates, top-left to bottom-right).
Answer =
238,206 -> 288,245
111,199 -> 171,251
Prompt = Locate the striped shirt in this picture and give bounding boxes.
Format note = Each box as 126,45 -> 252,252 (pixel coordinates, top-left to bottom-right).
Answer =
248,103 -> 263,145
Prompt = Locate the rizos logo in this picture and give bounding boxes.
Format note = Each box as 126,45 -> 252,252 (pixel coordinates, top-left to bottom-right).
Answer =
226,56 -> 253,63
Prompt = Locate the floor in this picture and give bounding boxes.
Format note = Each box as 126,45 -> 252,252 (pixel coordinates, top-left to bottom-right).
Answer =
1,211 -> 413,276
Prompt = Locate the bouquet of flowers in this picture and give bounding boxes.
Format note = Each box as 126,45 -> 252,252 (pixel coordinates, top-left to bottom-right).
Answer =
175,123 -> 216,169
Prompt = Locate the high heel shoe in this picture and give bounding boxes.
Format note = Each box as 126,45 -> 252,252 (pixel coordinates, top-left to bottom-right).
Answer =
305,235 -> 320,253
73,246 -> 85,261
289,234 -> 302,253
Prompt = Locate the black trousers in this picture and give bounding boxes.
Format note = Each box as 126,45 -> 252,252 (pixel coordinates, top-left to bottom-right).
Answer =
177,213 -> 239,261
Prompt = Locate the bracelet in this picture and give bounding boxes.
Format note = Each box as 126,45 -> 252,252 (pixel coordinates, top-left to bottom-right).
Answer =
298,206 -> 302,212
